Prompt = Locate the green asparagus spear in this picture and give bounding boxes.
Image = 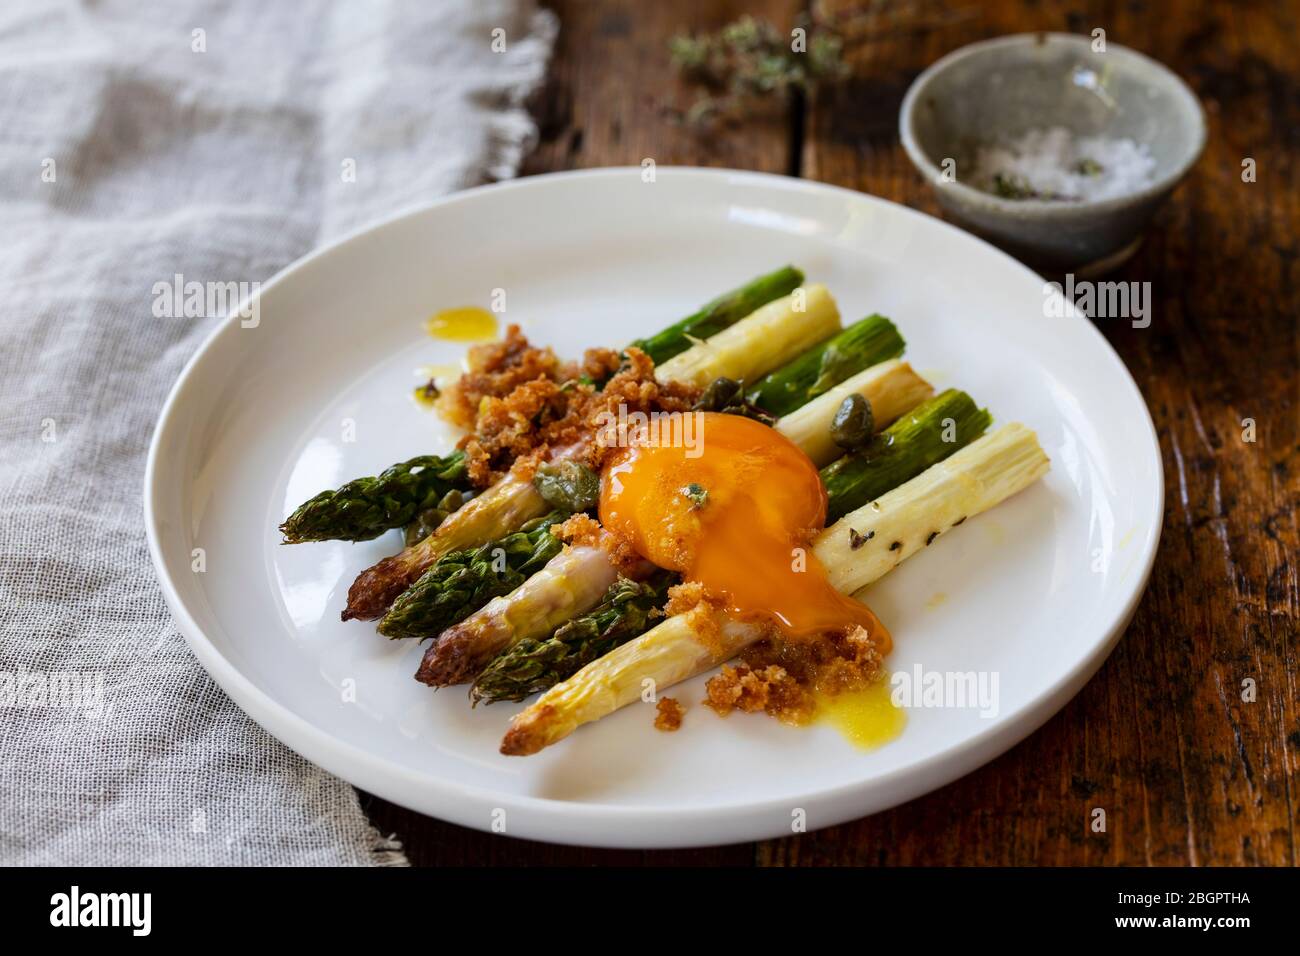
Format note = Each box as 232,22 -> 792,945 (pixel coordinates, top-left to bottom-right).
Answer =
821,388 -> 992,523
628,266 -> 804,365
469,572 -> 676,704
746,314 -> 905,417
279,451 -> 472,544
377,511 -> 568,639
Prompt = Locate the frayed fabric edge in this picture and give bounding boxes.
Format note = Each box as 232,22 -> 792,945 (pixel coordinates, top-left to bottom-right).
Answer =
371,828 -> 411,867
483,8 -> 561,183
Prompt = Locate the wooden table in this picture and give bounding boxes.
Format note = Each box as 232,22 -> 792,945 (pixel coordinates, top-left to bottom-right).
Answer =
364,0 -> 1300,865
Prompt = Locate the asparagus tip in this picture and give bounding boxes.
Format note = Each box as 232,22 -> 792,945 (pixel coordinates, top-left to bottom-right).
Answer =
415,630 -> 477,687
499,709 -> 551,756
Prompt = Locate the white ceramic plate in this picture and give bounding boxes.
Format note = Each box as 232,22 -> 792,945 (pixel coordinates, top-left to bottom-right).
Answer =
145,168 -> 1162,848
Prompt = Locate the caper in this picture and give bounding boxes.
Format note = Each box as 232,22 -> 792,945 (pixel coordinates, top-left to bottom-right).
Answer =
694,376 -> 744,412
533,460 -> 600,512
436,489 -> 466,512
830,393 -> 874,450
404,507 -> 448,546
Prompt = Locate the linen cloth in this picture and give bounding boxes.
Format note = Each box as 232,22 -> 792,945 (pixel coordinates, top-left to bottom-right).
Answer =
0,0 -> 556,865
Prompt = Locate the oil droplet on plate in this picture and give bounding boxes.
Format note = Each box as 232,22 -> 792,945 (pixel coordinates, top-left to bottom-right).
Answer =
425,306 -> 498,342
925,591 -> 948,609
412,382 -> 438,410
816,679 -> 905,750
412,363 -> 461,410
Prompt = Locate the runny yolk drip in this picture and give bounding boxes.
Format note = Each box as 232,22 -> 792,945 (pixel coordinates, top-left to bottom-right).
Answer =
424,306 -> 498,342
599,412 -> 889,646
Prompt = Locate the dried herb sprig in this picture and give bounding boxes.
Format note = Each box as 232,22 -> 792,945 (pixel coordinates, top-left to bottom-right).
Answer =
668,2 -> 963,127
668,13 -> 848,125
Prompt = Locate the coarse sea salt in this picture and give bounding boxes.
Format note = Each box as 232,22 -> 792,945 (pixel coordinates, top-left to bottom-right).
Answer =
969,126 -> 1157,202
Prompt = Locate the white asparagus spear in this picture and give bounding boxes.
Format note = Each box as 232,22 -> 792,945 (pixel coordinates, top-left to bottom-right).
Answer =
654,284 -> 842,388
775,358 -> 934,466
344,473 -> 551,621
415,536 -> 636,686
817,422 -> 1051,596
500,424 -> 1050,755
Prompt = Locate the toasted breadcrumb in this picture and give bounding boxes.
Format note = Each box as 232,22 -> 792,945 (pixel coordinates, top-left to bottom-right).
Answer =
654,696 -> 685,732
554,512 -> 603,548
662,581 -> 726,653
581,347 -> 623,383
461,378 -> 573,485
437,325 -> 574,430
742,625 -> 883,697
445,333 -> 700,487
507,448 -> 545,484
703,625 -> 886,725
704,664 -> 811,724
577,347 -> 699,473
810,626 -> 884,697
553,513 -> 651,577
663,580 -> 709,617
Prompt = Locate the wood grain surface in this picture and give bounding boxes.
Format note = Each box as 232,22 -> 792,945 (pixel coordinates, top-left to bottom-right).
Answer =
364,0 -> 1299,866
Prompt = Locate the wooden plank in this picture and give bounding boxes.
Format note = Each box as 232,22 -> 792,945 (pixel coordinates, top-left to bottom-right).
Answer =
524,0 -> 804,176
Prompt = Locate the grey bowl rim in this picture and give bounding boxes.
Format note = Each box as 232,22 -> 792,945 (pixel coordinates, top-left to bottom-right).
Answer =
898,32 -> 1208,218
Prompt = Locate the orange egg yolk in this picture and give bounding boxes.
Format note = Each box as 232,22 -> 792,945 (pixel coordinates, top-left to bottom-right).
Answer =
599,412 -> 889,646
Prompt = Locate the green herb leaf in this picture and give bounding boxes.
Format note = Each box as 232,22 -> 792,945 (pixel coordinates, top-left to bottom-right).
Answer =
681,483 -> 709,509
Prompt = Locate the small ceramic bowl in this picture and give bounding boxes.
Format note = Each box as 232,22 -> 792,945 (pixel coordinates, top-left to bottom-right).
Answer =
899,32 -> 1206,274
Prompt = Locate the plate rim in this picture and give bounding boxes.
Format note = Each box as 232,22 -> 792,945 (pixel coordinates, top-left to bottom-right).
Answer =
144,166 -> 1165,847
